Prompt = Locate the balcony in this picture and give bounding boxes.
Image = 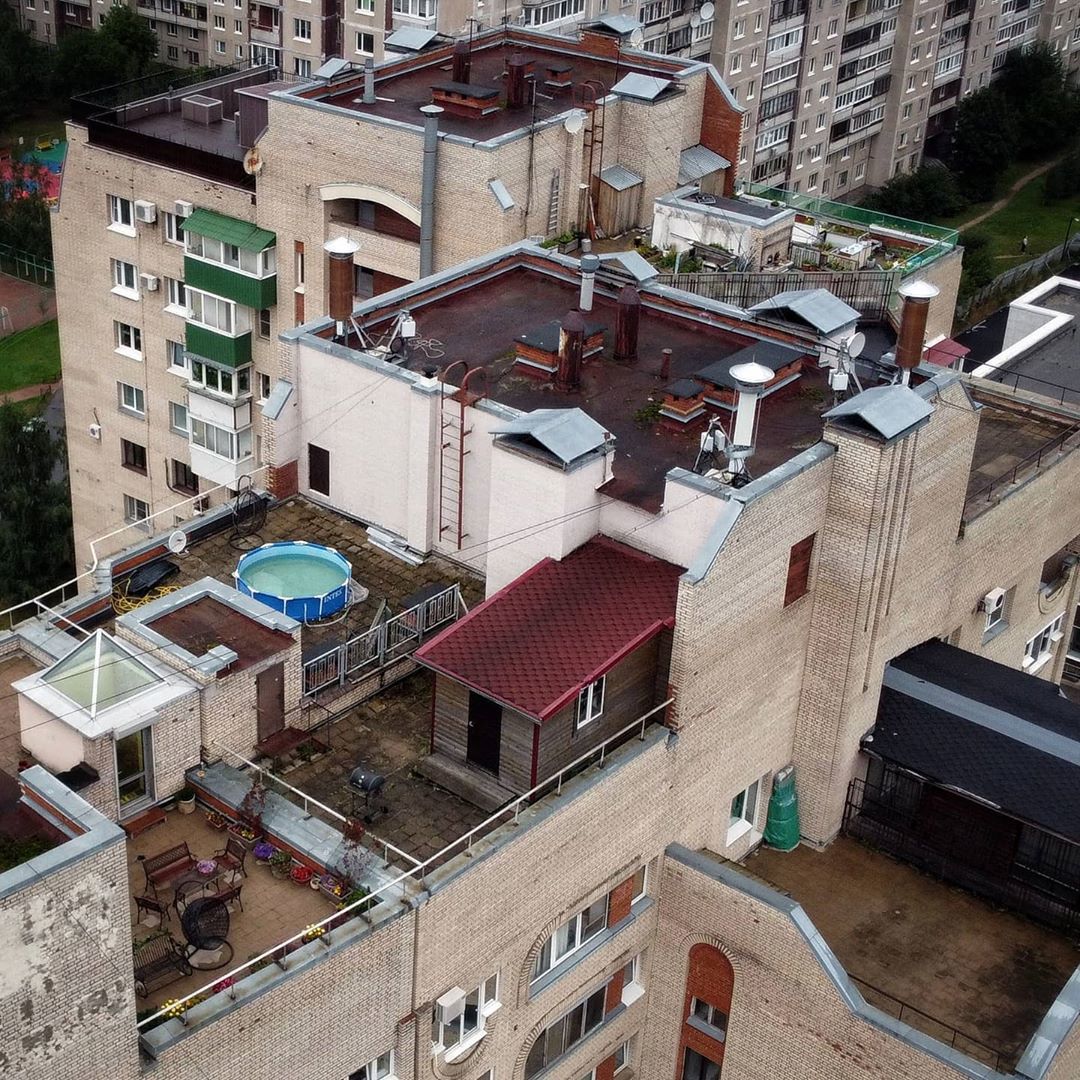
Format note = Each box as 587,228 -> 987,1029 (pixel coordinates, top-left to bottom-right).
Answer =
249,21 -> 281,43
330,223 -> 421,284
185,257 -> 277,309
186,323 -> 252,367
769,0 -> 807,21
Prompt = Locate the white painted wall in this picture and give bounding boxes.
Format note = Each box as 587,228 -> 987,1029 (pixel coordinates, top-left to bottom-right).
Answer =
19,695 -> 85,773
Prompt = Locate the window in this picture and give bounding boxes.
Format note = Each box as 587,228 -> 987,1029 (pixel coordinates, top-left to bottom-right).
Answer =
784,534 -> 814,605
533,896 -> 608,981
185,232 -> 275,277
169,400 -> 189,434
111,258 -> 138,297
733,16 -> 744,36
690,997 -> 729,1040
258,308 -> 271,339
348,1051 -> 393,1080
295,57 -> 312,77
754,123 -> 791,151
614,1037 -> 633,1073
257,371 -> 272,401
620,953 -> 644,1006
236,44 -> 244,57
827,16 -> 837,34
294,16 -> 310,37
355,30 -> 374,52
121,438 -> 147,473
213,12 -> 224,26
432,974 -> 499,1055
575,677 -> 605,729
807,172 -> 818,189
683,1047 -> 722,1080
729,779 -> 759,837
234,18 -> 241,30
521,0 -> 582,23
191,418 -> 252,460
819,81 -> 830,98
762,59 -> 799,87
162,210 -> 183,245
118,382 -> 145,416
124,494 -> 150,525
165,276 -> 187,314
108,194 -> 134,232
1025,614 -> 1065,672
766,26 -> 802,51
631,862 -> 647,903
166,339 -> 187,374
355,0 -> 375,11
167,44 -> 179,59
524,986 -> 606,1078
189,359 -> 249,398
215,39 -> 226,53
186,288 -> 236,334
114,321 -> 143,359
309,443 -> 330,496
730,52 -> 742,73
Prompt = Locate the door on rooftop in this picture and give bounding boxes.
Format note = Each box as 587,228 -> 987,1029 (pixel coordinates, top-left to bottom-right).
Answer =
257,661 -> 285,744
308,444 -> 330,497
116,726 -> 154,817
466,692 -> 501,775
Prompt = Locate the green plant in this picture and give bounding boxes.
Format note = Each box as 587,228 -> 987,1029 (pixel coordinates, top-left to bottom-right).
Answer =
179,786 -> 195,800
633,400 -> 662,426
238,777 -> 267,834
270,849 -> 292,871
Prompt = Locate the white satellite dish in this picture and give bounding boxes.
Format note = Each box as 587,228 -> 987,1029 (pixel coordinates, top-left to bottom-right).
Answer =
690,12 -> 702,27
845,331 -> 866,358
167,530 -> 188,555
629,26 -> 645,47
699,1 -> 715,19
242,146 -> 264,176
564,109 -> 585,135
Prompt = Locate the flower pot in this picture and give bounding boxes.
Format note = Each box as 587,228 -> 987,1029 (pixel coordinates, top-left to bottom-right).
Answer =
271,863 -> 290,879
309,876 -> 321,890
206,813 -> 228,831
227,825 -> 259,849
290,865 -> 314,886
178,795 -> 195,815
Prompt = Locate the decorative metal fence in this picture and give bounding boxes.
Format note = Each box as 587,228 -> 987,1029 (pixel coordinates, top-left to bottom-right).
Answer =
957,240 -> 1070,324
0,243 -> 54,287
302,583 -> 461,696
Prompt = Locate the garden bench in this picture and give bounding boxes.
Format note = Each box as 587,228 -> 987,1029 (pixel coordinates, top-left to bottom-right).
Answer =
133,934 -> 193,997
143,842 -> 196,896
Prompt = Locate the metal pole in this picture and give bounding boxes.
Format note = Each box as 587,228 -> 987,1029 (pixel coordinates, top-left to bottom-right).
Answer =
419,105 -> 443,279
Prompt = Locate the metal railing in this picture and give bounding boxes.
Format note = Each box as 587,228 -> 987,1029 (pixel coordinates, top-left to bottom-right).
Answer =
957,240 -> 1072,324
302,584 -> 462,696
208,743 -> 420,868
136,697 -> 672,1033
981,367 -> 1080,407
848,975 -> 1016,1070
964,424 -> 1080,514
0,243 -> 54,287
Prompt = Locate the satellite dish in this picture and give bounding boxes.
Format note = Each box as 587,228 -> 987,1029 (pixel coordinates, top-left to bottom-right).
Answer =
690,12 -> 702,27
167,530 -> 188,555
629,27 -> 645,47
845,331 -> 866,358
242,146 -> 263,176
699,1 -> 715,19
564,109 -> 585,135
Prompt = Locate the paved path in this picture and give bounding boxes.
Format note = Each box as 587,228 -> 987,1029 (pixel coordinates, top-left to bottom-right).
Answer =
0,379 -> 59,403
954,158 -> 1063,232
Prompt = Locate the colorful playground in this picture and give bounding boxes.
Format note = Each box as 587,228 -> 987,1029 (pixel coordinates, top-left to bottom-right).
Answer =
0,137 -> 66,204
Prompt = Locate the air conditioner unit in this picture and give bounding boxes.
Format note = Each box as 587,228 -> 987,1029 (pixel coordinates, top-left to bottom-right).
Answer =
980,586 -> 1006,617
134,199 -> 157,223
88,423 -> 102,440
435,987 -> 466,1025
175,199 -> 195,218
140,273 -> 160,292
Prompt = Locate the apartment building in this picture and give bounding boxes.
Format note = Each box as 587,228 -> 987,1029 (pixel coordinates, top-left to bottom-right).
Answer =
4,232 -> 1080,1080
710,0 -> 1080,197
52,33 -> 743,560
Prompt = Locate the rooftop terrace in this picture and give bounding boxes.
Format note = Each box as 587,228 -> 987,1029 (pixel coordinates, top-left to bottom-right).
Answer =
743,838 -> 1078,1072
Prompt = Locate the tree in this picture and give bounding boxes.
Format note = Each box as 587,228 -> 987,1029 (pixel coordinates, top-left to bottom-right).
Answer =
0,162 -> 52,261
0,402 -> 73,608
957,231 -> 995,305
98,5 -> 159,74
862,163 -> 967,221
996,45 -> 1080,159
0,6 -> 44,131
51,6 -> 159,100
949,88 -> 1017,202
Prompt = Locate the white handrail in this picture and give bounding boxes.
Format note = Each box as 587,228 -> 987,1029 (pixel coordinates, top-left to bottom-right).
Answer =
136,697 -> 672,1031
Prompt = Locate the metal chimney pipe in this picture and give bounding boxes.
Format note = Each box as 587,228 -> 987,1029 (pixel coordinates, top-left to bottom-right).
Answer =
452,40 -> 471,84
579,254 -> 600,312
894,280 -> 939,386
419,105 -> 443,280
660,348 -> 672,380
363,57 -> 376,104
557,310 -> 585,391
614,285 -> 640,363
727,362 -> 774,482
324,236 -> 361,341
507,53 -> 528,109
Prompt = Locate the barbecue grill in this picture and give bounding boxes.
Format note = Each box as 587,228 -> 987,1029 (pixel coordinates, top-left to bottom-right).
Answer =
348,764 -> 388,824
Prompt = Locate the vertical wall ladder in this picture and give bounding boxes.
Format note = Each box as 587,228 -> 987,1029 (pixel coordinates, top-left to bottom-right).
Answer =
547,169 -> 561,235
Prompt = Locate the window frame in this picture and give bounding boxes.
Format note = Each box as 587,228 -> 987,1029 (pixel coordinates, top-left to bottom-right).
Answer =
524,985 -> 606,1079
532,894 -> 609,983
575,676 -> 605,730
727,777 -> 761,844
431,973 -> 500,1059
123,493 -> 150,526
118,381 -> 145,417
121,438 -> 148,474
690,996 -> 729,1041
107,194 -> 135,234
111,258 -> 139,299
169,400 -> 189,435
114,320 -> 143,360
347,1050 -> 394,1080
1024,614 -> 1066,672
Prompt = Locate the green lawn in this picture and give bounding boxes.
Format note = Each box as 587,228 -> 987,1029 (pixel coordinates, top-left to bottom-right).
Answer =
932,161 -> 1033,231
0,320 -> 61,394
0,107 -> 69,151
966,176 -> 1080,263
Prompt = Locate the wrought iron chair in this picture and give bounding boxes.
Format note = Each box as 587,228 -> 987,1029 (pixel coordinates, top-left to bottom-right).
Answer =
214,835 -> 248,885
215,882 -> 244,912
134,893 -> 171,928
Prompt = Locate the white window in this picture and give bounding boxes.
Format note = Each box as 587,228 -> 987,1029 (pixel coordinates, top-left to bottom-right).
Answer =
108,194 -> 134,233
733,16 -> 744,37
294,16 -> 310,38
189,358 -> 250,398
191,418 -> 253,460
762,58 -> 799,87
236,43 -> 244,57
620,954 -> 644,1006
295,57 -> 312,77
934,51 -> 963,77
631,862 -> 648,904
754,123 -> 790,151
355,30 -> 375,52
730,52 -> 742,73
169,400 -> 189,434
213,12 -> 224,26
215,39 -> 226,53
525,987 -> 605,1078
815,112 -> 825,131
257,371 -> 272,400
727,778 -> 760,843
186,288 -> 237,335
124,494 -> 150,525
355,0 -> 374,11
766,26 -> 802,52
165,276 -> 187,314
521,0 -> 582,24
807,172 -> 818,189
432,974 -> 499,1056
819,81 -> 830,99
576,676 -> 605,729
533,895 -> 608,981
118,381 -> 145,416
827,16 -> 837,34
166,339 -> 188,374
114,321 -> 143,359
348,1051 -> 393,1080
689,997 -> 729,1039
854,161 -> 865,179
614,1037 -> 634,1072
392,0 -> 436,15
111,258 -> 139,298
1025,614 -> 1065,672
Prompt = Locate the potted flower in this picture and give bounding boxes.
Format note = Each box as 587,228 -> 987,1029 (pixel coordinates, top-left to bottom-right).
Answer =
252,840 -> 275,863
206,810 -> 228,831
301,923 -> 326,944
318,873 -> 346,901
269,849 -> 292,879
227,823 -> 259,848
232,776 -> 267,847
290,864 -> 314,886
177,786 -> 196,815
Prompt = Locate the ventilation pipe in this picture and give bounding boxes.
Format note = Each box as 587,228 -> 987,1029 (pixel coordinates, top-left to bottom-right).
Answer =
556,310 -> 585,392
578,254 -> 600,312
726,361 -> 773,484
507,54 -> 529,110
324,236 -> 361,342
614,285 -> 640,363
452,40 -> 471,84
363,57 -> 376,104
419,104 -> 443,280
660,348 -> 672,380
894,280 -> 939,386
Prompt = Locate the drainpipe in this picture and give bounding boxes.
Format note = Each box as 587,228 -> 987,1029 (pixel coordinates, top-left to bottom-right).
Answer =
419,105 -> 443,280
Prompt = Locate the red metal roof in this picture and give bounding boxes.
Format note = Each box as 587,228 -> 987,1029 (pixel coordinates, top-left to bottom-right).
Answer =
925,337 -> 971,367
415,536 -> 682,721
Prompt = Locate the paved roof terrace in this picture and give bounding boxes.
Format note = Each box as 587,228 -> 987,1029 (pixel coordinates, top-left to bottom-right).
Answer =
305,33 -> 684,140
743,838 -> 1078,1072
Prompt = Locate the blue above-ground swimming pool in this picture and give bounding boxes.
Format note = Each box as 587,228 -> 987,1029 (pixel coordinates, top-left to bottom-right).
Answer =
234,541 -> 352,621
